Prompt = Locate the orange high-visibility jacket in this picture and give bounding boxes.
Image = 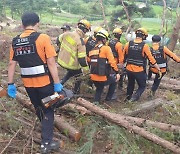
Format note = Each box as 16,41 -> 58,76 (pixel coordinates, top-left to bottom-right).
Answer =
150,44 -> 180,74
10,29 -> 57,87
89,44 -> 118,81
121,38 -> 156,72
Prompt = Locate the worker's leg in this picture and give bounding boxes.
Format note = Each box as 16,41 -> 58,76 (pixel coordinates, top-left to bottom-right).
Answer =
131,71 -> 146,101
151,72 -> 165,93
25,83 -> 54,144
93,81 -> 105,102
61,69 -> 81,85
126,70 -> 135,100
118,74 -> 124,89
147,69 -> 152,80
105,74 -> 117,101
72,69 -> 83,94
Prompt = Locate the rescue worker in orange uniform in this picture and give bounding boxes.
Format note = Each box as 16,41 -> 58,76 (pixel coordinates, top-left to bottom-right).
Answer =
56,25 -> 71,53
121,28 -> 161,102
109,28 -> 124,89
7,12 -> 63,153
84,26 -> 102,56
88,29 -> 120,103
57,19 -> 90,94
148,35 -> 180,97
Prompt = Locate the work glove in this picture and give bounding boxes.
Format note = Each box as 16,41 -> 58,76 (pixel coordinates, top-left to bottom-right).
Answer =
8,83 -> 17,98
54,83 -> 63,93
158,70 -> 162,79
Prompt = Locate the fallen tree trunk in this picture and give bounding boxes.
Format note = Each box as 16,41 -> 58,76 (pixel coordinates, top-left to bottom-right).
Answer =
150,75 -> 180,85
123,116 -> 180,133
54,115 -> 81,142
147,80 -> 180,92
77,98 -> 180,153
16,91 -> 35,112
125,98 -> 164,116
61,103 -> 92,115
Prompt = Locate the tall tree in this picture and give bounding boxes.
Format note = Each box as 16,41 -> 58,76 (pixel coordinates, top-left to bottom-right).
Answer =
159,0 -> 167,36
168,0 -> 180,51
99,0 -> 110,32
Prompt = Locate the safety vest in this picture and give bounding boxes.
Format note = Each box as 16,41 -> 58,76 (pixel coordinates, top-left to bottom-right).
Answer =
12,32 -> 49,78
86,36 -> 97,56
109,39 -> 119,58
150,46 -> 167,68
89,44 -> 110,76
127,41 -> 145,66
57,30 -> 87,70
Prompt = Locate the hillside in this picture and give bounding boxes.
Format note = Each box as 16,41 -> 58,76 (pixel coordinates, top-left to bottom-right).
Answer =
0,1 -> 180,154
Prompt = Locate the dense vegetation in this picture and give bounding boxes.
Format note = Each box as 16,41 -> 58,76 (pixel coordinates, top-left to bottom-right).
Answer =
0,0 -> 179,19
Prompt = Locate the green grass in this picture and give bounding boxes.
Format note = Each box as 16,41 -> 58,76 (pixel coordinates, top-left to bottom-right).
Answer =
138,18 -> 161,34
40,13 -> 79,25
3,4 -> 177,36
152,5 -> 177,18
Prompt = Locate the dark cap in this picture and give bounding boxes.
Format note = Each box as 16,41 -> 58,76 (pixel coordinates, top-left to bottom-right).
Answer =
152,35 -> 161,42
61,25 -> 71,30
21,12 -> 39,27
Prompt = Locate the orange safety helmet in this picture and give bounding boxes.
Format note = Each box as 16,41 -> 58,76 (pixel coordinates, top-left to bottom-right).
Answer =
113,28 -> 122,35
78,19 -> 91,31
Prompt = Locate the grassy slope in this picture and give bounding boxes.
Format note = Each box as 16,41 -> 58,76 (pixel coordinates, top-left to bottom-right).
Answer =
5,4 -> 177,35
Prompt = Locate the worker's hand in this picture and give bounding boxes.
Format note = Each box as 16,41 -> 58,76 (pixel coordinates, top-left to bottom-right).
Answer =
158,70 -> 162,79
116,73 -> 120,82
54,83 -> 63,93
8,83 -> 17,98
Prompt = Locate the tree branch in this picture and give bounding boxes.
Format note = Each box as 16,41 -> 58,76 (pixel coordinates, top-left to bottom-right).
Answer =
99,0 -> 110,32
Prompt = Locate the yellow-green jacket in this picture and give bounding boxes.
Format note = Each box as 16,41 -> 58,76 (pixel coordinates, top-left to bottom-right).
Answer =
57,28 -> 89,71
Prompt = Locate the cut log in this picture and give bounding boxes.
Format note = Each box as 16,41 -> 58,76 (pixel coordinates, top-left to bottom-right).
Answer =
16,91 -> 35,112
61,103 -> 92,115
54,115 -> 81,142
0,87 -> 7,98
125,98 -> 164,116
123,116 -> 180,133
150,74 -> 180,85
77,98 -> 180,153
147,80 -> 180,92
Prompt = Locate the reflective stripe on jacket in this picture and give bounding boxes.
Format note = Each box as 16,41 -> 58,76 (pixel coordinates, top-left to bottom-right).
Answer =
89,44 -> 118,81
12,32 -> 49,78
150,44 -> 180,74
57,28 -> 87,70
150,46 -> 167,69
122,38 -> 156,72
